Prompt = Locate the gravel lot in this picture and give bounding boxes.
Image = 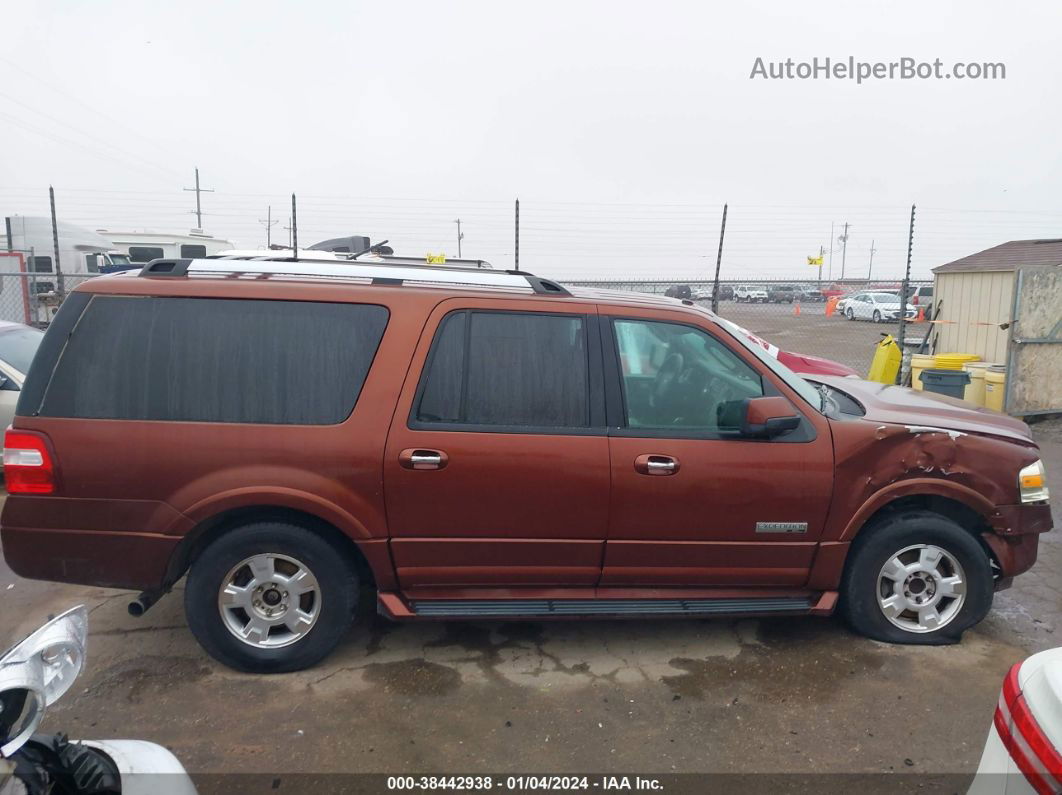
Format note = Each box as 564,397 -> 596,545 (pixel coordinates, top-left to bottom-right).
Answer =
0,336 -> 1056,794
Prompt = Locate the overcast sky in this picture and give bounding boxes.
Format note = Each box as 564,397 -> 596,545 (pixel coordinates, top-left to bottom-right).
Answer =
3,0 -> 1061,279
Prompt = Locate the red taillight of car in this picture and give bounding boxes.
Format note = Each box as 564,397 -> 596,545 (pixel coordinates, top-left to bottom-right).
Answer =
911,295 -> 920,305
3,429 -> 56,494
994,662 -> 1062,794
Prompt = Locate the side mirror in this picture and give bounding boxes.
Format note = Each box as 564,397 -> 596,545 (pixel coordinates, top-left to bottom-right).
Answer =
741,396 -> 801,438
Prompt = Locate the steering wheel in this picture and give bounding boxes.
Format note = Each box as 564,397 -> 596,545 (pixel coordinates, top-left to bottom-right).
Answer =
651,352 -> 684,409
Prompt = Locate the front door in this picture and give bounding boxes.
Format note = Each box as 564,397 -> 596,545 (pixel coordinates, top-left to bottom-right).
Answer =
384,298 -> 610,590
600,311 -> 834,587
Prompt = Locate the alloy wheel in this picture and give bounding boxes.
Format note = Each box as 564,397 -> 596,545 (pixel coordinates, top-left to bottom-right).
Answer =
217,553 -> 321,648
876,544 -> 967,633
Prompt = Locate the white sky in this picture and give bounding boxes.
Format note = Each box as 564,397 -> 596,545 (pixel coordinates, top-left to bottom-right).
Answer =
2,0 -> 1061,280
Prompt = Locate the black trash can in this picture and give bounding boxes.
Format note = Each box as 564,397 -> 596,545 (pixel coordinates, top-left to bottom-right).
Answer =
919,368 -> 971,399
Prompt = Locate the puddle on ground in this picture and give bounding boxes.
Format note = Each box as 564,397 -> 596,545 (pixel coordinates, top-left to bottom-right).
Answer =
361,658 -> 463,696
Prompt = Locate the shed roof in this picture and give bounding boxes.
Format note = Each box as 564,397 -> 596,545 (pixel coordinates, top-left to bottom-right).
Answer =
934,238 -> 1062,274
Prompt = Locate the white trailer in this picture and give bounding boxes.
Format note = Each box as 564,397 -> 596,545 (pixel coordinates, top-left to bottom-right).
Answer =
99,228 -> 233,265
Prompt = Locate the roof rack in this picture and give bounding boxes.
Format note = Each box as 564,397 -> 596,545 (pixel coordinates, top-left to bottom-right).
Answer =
137,258 -> 570,296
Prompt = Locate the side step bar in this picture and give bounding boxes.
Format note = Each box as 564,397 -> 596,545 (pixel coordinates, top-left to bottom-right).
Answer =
378,593 -> 837,620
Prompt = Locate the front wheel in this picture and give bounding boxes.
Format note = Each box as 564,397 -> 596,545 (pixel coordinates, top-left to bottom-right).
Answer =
185,522 -> 358,672
846,307 -> 855,320
872,309 -> 882,323
840,511 -> 994,644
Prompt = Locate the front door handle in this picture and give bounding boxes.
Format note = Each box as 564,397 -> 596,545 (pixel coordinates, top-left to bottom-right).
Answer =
399,448 -> 449,470
634,454 -> 680,476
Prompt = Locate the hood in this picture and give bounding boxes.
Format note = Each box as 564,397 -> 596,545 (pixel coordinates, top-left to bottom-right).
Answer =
814,376 -> 1034,443
781,351 -> 859,377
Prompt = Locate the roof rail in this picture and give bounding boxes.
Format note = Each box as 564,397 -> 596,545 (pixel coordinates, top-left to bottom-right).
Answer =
138,258 -> 570,296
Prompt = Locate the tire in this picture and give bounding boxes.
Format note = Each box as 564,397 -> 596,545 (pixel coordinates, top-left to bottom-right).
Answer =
872,310 -> 882,323
185,522 -> 358,672
846,307 -> 854,320
840,510 -> 993,645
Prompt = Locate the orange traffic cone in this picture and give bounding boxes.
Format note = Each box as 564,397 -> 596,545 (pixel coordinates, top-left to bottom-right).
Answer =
793,302 -> 801,317
914,306 -> 925,323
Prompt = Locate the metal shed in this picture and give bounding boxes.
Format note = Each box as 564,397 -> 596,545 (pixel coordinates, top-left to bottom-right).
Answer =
932,239 -> 1062,416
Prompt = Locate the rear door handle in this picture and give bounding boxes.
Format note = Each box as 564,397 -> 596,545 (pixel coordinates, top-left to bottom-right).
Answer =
634,454 -> 680,476
399,448 -> 449,470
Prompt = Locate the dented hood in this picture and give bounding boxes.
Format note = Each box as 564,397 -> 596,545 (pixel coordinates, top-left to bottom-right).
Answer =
814,376 -> 1034,443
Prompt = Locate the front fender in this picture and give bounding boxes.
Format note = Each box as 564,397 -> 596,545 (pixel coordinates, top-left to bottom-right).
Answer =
837,478 -> 997,542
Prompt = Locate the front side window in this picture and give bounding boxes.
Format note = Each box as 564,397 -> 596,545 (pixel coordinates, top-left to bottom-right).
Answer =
613,319 -> 764,431
128,246 -> 165,263
31,256 -> 52,273
40,297 -> 389,424
416,310 -> 589,429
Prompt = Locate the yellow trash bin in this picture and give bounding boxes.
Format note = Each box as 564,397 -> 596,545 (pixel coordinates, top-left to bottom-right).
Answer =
984,366 -> 1007,412
911,353 -> 935,390
868,335 -> 901,384
934,352 -> 981,371
963,362 -> 992,406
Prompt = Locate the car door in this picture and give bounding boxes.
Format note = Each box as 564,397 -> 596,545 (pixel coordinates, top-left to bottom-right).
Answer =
383,297 -> 610,589
600,308 -> 834,586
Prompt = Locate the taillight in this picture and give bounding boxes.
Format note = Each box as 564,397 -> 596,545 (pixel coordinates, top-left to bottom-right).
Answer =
994,662 -> 1062,794
3,429 -> 56,494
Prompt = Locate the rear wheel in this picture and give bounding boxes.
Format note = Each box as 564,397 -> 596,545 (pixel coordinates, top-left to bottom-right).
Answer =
185,522 -> 358,672
840,511 -> 993,644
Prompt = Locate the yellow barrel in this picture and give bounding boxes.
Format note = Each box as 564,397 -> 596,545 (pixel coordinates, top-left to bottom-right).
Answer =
984,366 -> 1007,412
934,352 -> 981,371
911,353 -> 935,390
963,362 -> 992,406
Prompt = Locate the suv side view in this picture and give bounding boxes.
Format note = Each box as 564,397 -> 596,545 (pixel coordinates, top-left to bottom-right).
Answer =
734,285 -> 768,303
0,258 -> 1052,672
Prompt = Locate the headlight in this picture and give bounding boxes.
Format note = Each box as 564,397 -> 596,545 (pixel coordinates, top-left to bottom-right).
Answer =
0,606 -> 87,757
1019,460 -> 1050,503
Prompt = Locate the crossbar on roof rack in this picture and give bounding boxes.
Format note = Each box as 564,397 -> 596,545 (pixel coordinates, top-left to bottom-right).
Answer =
138,258 -> 570,296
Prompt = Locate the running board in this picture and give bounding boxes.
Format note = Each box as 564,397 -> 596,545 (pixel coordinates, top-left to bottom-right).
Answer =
405,597 -> 815,618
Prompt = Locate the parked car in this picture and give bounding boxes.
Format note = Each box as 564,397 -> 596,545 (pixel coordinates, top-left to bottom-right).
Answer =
690,285 -> 734,302
970,647 -> 1062,794
766,284 -> 798,303
794,286 -> 826,302
719,318 -> 859,378
0,321 -> 44,460
907,285 -> 934,306
844,291 -> 918,322
1,257 -> 1051,672
734,284 -> 768,303
664,284 -> 692,300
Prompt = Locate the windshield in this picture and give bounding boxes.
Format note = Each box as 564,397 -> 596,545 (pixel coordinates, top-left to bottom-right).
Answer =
714,317 -> 824,412
108,254 -> 132,266
0,326 -> 44,375
869,293 -> 900,302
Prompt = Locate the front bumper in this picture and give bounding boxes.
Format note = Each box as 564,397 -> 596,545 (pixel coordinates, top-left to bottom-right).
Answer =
982,502 -> 1053,579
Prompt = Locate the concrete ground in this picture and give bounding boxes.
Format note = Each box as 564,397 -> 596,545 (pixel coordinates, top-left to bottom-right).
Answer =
0,422 -> 1058,790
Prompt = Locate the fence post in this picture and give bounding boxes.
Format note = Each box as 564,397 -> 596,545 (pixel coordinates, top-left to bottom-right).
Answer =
896,204 -> 916,384
49,186 -> 64,297
711,203 -> 728,314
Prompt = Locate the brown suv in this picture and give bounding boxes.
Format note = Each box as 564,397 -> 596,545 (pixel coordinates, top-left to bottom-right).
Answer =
1,257 -> 1052,672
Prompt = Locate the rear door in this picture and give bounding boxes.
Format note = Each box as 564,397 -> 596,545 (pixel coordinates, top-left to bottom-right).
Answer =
383,297 -> 610,589
600,308 -> 834,586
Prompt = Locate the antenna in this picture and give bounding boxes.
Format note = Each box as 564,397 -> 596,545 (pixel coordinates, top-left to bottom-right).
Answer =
347,239 -> 390,260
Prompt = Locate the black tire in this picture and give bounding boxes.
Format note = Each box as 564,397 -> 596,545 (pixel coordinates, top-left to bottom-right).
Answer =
845,307 -> 854,320
872,310 -> 882,323
185,522 -> 358,672
840,510 -> 993,645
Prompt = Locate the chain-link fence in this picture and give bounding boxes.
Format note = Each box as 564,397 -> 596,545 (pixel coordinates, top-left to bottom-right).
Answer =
0,251 -> 99,328
562,278 -> 935,378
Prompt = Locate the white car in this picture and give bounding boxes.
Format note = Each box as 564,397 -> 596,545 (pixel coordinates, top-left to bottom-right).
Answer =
843,291 -> 918,323
969,647 -> 1062,794
0,321 -> 44,454
734,284 -> 768,303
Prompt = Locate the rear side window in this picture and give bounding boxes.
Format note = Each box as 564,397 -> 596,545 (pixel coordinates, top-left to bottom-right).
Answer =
416,310 -> 589,429
180,244 -> 207,258
128,246 -> 165,262
39,297 -> 388,424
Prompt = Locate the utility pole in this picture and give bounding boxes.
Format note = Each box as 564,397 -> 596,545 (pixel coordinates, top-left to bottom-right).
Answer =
514,200 -> 520,270
49,185 -> 64,296
818,245 -> 824,285
827,222 -> 834,281
283,217 -> 293,248
868,239 -> 877,281
710,203 -> 728,314
454,218 -> 464,259
183,167 -> 214,229
896,204 -> 916,383
839,222 -> 850,280
291,194 -> 298,259
259,205 -> 278,248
